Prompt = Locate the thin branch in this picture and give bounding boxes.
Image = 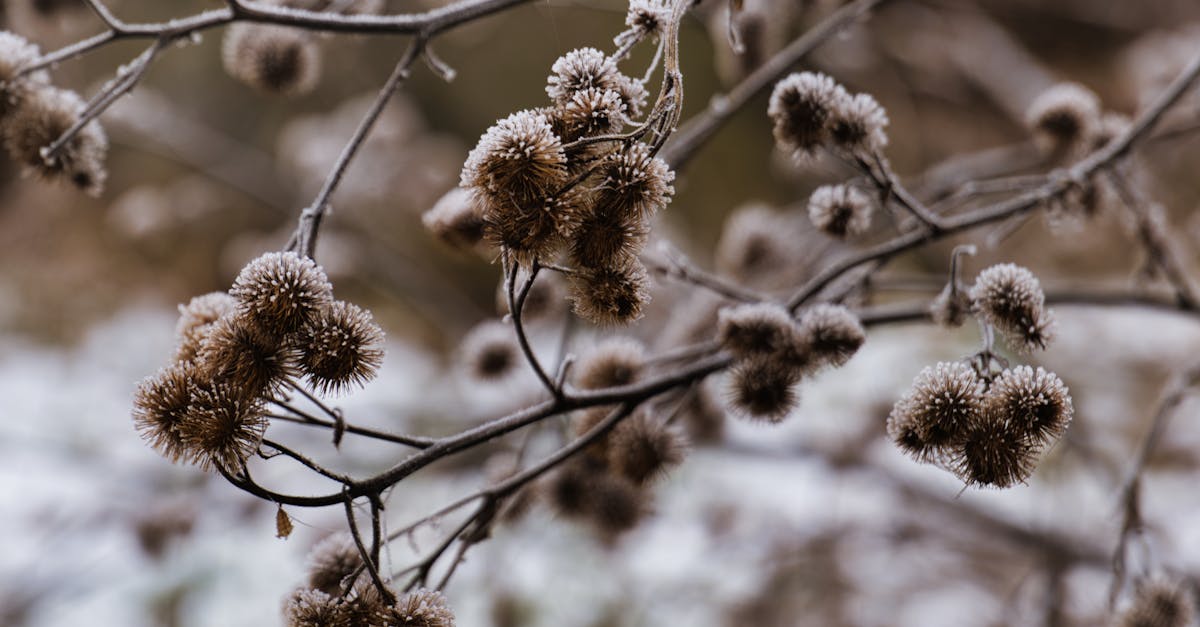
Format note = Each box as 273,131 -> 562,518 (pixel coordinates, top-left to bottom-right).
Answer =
1108,364 -> 1200,610
659,0 -> 891,169
344,493 -> 396,605
261,437 -> 354,483
504,256 -> 559,398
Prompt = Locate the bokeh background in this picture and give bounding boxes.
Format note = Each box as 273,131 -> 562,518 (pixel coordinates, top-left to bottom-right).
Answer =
4,0 -> 1200,625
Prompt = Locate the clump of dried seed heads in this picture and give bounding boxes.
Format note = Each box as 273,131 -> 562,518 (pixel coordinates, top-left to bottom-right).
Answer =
888,361 -> 1073,488
768,71 -> 889,160
446,37 -> 676,326
133,251 -> 385,471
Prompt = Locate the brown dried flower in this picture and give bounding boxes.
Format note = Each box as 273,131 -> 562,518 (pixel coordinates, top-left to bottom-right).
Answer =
887,361 -> 984,462
568,207 -> 649,269
726,356 -> 800,423
609,413 -> 687,484
463,109 -> 568,202
545,47 -> 620,106
807,184 -> 872,238
593,142 -> 675,221
222,23 -> 321,96
985,366 -> 1073,445
827,92 -> 889,154
970,263 -> 1055,353
768,72 -> 846,159
283,588 -> 343,627
950,409 -> 1038,489
567,259 -> 651,326
306,532 -> 363,595
298,301 -> 385,396
175,292 -> 238,363
177,380 -> 268,471
797,303 -> 866,368
621,0 -> 671,42
198,314 -> 297,399
575,337 -> 646,390
716,302 -> 796,359
3,85 -> 107,195
384,589 -> 456,627
459,320 -> 518,382
132,362 -> 199,463
1025,82 -> 1101,155
1117,579 -> 1195,627
560,87 -> 627,139
230,251 -> 334,336
423,187 -> 487,252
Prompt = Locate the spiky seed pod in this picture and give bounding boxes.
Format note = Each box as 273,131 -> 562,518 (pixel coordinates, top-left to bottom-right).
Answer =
797,304 -> 866,368
887,362 -> 984,462
827,92 -> 889,154
463,109 -> 569,201
985,366 -> 1072,445
545,47 -> 620,106
387,589 -> 455,627
283,588 -> 343,627
177,380 -> 267,471
950,410 -> 1038,489
621,0 -> 671,41
593,143 -> 676,221
0,31 -> 49,116
1025,82 -> 1101,155
768,71 -> 846,158
716,303 -> 796,358
198,314 -> 297,399
546,459 -> 601,518
133,362 -> 200,463
568,208 -> 649,269
561,87 -> 626,139
567,259 -> 651,326
222,23 -> 320,95
459,320 -> 518,382
230,251 -> 334,336
807,184 -> 872,238
482,192 -> 580,264
969,263 -> 1055,353
175,292 -> 238,363
609,413 -> 687,484
298,301 -> 385,396
306,532 -> 363,595
726,356 -> 800,423
1118,579 -> 1195,627
714,205 -> 799,284
575,337 -> 646,390
423,187 -> 487,252
929,284 -> 971,329
614,73 -> 649,120
585,470 -> 646,540
3,86 -> 107,195
573,407 -> 616,463
339,581 -> 392,627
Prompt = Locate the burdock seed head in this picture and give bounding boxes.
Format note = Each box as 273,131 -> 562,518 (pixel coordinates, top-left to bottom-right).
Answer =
3,85 -> 107,195
222,23 -> 321,96
807,183 -> 873,239
462,109 -> 568,203
608,413 -> 688,485
1025,82 -> 1101,155
177,380 -> 268,472
969,263 -> 1055,353
197,313 -> 298,399
796,303 -> 866,369
230,251 -> 334,336
950,409 -> 1038,489
768,71 -> 846,159
985,366 -> 1072,446
716,302 -> 797,359
175,292 -> 238,363
567,259 -> 651,326
725,355 -> 801,423
305,532 -> 362,595
459,320 -> 519,382
593,142 -> 675,221
422,187 -> 487,252
574,337 -> 646,390
887,361 -> 984,462
132,362 -> 200,464
827,92 -> 889,154
298,300 -> 385,397
545,47 -> 620,106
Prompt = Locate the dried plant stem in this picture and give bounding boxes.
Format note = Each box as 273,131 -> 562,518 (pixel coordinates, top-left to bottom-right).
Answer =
1108,364 -> 1200,610
504,255 -> 559,398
